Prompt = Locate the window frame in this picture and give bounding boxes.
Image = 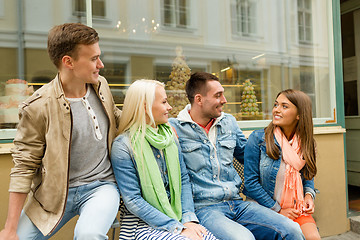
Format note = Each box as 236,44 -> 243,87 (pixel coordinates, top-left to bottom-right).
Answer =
160,0 -> 190,29
297,0 -> 313,44
231,0 -> 259,39
72,0 -> 106,19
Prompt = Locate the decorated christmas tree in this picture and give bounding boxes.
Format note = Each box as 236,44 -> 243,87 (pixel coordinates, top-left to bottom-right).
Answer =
166,46 -> 191,117
240,79 -> 260,117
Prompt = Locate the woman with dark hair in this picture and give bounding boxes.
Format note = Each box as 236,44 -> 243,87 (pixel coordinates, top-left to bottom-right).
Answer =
244,89 -> 320,240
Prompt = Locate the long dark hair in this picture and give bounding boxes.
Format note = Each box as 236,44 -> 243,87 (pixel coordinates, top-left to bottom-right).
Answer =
264,89 -> 317,180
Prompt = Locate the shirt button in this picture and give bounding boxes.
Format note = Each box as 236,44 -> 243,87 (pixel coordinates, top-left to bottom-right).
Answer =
192,125 -> 195,128
213,175 -> 216,179
203,140 -> 207,143
210,156 -> 213,159
83,97 -> 86,100
157,155 -> 160,158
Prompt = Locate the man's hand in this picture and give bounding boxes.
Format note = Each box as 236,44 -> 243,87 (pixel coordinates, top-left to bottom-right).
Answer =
180,222 -> 207,240
0,192 -> 27,240
0,228 -> 19,240
279,208 -> 300,220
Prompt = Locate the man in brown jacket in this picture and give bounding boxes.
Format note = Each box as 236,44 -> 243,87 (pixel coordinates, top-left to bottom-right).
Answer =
0,23 -> 121,240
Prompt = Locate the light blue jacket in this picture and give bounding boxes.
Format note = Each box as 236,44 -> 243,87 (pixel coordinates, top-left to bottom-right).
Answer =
244,129 -> 316,213
169,105 -> 247,210
111,132 -> 198,234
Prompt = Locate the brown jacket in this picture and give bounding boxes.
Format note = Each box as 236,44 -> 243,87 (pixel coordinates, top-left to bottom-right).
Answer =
9,74 -> 121,235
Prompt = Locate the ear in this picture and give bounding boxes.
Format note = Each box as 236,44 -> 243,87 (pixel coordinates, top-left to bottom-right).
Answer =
194,93 -> 202,106
62,55 -> 73,69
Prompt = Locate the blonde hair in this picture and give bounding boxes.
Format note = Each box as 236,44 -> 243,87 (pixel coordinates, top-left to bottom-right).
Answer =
265,89 -> 317,180
117,79 -> 165,139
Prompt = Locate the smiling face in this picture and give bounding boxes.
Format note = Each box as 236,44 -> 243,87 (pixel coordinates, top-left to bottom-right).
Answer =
151,86 -> 172,126
272,93 -> 299,137
200,80 -> 227,119
70,43 -> 104,84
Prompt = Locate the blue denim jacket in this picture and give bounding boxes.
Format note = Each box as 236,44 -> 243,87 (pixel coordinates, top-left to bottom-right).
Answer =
169,105 -> 247,210
111,133 -> 198,234
244,129 -> 316,212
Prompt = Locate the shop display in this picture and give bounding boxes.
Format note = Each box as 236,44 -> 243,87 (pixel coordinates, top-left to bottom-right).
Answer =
166,46 -> 191,118
0,79 -> 33,123
239,79 -> 262,119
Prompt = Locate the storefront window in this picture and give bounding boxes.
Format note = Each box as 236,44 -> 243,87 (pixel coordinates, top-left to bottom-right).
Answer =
0,0 -> 337,139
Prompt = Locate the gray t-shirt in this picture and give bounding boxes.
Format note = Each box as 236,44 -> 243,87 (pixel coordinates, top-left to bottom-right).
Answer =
67,86 -> 115,187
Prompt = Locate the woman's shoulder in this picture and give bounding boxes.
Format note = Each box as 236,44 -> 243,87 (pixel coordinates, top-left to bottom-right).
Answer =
112,132 -> 132,149
249,128 -> 265,139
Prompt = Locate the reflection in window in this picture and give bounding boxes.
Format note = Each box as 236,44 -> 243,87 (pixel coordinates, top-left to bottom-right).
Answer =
0,0 -> 337,135
231,0 -> 257,37
156,60 -> 205,117
297,0 -> 312,43
73,0 -> 105,18
300,68 -> 316,115
100,63 -> 127,107
221,68 -> 264,120
161,0 -> 189,28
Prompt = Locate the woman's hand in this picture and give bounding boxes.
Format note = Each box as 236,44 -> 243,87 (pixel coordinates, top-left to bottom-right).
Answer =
180,222 -> 207,240
279,208 -> 300,220
303,193 -> 315,214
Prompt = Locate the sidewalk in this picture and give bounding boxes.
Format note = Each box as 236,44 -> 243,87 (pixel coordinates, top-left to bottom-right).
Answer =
322,231 -> 360,239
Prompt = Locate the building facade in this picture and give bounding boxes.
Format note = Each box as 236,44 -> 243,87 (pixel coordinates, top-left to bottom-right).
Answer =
0,0 -> 350,238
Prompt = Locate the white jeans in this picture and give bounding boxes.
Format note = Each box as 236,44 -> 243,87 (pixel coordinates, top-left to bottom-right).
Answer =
17,180 -> 120,240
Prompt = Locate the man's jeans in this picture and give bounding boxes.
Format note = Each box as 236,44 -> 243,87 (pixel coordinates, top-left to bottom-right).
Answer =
17,180 -> 120,240
196,200 -> 305,240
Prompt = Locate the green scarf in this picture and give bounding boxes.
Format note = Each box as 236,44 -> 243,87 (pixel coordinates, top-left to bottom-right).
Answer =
131,124 -> 182,221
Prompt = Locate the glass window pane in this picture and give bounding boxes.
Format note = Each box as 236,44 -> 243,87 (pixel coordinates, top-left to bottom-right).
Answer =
0,0 -> 337,135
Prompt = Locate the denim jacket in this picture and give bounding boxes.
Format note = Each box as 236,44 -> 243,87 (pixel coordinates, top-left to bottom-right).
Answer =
169,105 -> 247,210
244,129 -> 316,212
111,132 -> 198,234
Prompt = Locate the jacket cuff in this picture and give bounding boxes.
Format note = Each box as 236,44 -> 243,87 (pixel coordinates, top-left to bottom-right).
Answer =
271,201 -> 281,212
170,222 -> 185,235
181,212 -> 199,224
9,176 -> 32,193
304,187 -> 316,200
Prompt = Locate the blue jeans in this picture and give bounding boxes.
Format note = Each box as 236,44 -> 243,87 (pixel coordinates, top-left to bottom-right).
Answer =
17,180 -> 120,240
195,200 -> 304,240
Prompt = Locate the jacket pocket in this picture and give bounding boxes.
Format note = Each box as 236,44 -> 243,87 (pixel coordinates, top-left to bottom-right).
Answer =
180,142 -> 206,172
33,166 -> 62,213
218,139 -> 236,165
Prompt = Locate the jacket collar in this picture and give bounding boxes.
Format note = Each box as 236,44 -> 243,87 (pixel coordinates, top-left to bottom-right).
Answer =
177,104 -> 224,125
53,73 -> 101,99
260,129 -> 281,148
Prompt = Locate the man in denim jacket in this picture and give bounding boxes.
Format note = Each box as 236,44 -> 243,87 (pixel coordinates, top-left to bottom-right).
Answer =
169,72 -> 304,240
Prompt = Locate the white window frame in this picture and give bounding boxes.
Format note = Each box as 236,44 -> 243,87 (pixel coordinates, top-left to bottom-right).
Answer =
297,0 -> 313,44
72,0 -> 106,19
161,0 -> 190,29
231,0 -> 259,38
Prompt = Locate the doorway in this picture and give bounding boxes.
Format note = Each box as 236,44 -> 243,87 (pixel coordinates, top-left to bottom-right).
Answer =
341,0 -> 360,216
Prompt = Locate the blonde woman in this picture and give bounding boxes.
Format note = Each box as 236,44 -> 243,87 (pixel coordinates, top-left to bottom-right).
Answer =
244,89 -> 321,240
111,80 -> 217,240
